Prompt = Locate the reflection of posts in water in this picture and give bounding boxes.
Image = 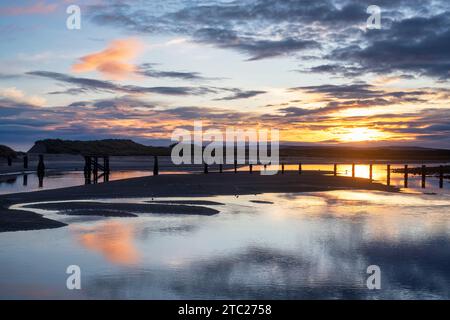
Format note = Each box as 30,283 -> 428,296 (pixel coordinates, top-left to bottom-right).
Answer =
7,156 -> 12,166
23,155 -> 28,169
153,156 -> 159,176
369,164 -> 373,182
421,165 -> 426,188
84,156 -> 92,184
439,165 -> 444,189
387,164 -> 391,186
404,165 -> 408,188
23,174 -> 28,186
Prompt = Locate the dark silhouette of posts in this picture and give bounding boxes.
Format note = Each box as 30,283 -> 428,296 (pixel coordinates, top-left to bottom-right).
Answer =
153,156 -> 159,176
333,164 -> 337,176
23,174 -> 28,186
281,163 -> 285,174
387,164 -> 391,186
234,160 -> 237,173
421,165 -> 426,188
299,163 -> 302,175
37,155 -> 45,188
219,164 -> 223,173
7,156 -> 12,166
204,162 -> 208,174
249,164 -> 253,174
352,164 -> 355,178
84,156 -> 92,184
369,164 -> 373,181
103,156 -> 110,182
23,155 -> 28,169
404,165 -> 408,188
440,165 -> 444,189
93,157 -> 99,183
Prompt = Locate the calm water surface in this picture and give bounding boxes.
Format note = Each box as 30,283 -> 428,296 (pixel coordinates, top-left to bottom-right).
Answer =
0,189 -> 449,299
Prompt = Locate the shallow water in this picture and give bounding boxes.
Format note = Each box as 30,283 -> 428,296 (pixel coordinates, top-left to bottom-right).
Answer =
0,189 -> 449,299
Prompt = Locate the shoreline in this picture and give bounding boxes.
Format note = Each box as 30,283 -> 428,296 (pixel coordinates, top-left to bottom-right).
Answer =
0,171 -> 397,233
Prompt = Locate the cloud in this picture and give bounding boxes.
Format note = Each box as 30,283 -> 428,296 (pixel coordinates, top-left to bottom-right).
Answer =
215,89 -> 266,101
72,38 -> 144,80
27,71 -> 217,96
137,63 -> 214,81
0,87 -> 46,107
0,1 -> 58,16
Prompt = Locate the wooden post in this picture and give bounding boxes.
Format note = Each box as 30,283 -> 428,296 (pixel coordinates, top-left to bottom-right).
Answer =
352,163 -> 355,178
404,165 -> 408,188
249,164 -> 253,174
234,160 -> 237,173
281,163 -> 285,174
421,165 -> 426,188
153,156 -> 159,176
439,165 -> 444,189
84,156 -> 92,184
204,162 -> 208,174
299,163 -> 302,175
369,164 -> 373,181
23,174 -> 28,186
264,164 -> 267,172
7,156 -> 12,166
333,164 -> 337,177
37,155 -> 45,188
387,164 -> 391,186
219,164 -> 223,173
93,157 -> 99,183
23,155 -> 28,169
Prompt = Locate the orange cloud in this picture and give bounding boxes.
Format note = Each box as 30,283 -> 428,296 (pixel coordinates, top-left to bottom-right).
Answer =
0,1 -> 58,16
72,38 -> 144,80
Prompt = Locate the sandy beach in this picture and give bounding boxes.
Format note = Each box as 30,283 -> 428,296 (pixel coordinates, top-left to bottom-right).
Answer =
0,171 -> 396,233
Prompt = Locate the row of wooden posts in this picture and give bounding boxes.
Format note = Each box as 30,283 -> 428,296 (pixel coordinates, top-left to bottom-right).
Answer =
4,155 -> 446,189
200,161 -> 445,189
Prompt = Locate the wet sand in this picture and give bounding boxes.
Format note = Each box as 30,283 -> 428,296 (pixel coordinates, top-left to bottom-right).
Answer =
0,171 -> 397,233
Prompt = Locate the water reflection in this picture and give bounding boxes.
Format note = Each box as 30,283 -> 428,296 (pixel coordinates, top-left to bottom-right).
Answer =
72,221 -> 140,266
2,190 -> 449,299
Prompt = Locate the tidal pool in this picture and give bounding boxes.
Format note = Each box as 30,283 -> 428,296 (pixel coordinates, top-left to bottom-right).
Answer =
0,189 -> 449,299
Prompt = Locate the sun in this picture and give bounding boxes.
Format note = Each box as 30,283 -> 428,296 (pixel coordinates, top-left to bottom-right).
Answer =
338,127 -> 388,142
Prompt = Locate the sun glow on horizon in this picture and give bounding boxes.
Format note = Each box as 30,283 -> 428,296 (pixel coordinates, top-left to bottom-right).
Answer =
338,127 -> 390,142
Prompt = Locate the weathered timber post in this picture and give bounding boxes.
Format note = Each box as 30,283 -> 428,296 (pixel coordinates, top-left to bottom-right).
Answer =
103,156 -> 110,182
93,157 -> 99,183
153,156 -> 159,176
404,165 -> 408,188
249,164 -> 253,174
421,165 -> 426,188
234,160 -> 237,173
23,174 -> 28,186
84,156 -> 92,184
369,164 -> 373,182
204,162 -> 208,174
299,163 -> 302,175
37,155 -> 45,188
23,155 -> 28,169
387,164 -> 391,186
439,165 -> 444,189
219,164 -> 223,173
334,164 -> 337,177
281,163 -> 285,174
352,164 -> 355,178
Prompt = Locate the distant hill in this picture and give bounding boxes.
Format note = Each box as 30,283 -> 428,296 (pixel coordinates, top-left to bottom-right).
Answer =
28,139 -> 170,156
0,145 -> 17,158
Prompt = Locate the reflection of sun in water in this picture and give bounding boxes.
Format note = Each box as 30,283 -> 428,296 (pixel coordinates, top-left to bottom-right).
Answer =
339,127 -> 388,142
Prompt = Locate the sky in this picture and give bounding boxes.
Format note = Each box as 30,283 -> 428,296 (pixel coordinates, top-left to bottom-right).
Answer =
0,0 -> 450,151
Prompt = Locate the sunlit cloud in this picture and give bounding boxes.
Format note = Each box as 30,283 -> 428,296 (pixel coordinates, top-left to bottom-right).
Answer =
0,1 -> 58,16
72,38 -> 144,80
0,87 -> 46,107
